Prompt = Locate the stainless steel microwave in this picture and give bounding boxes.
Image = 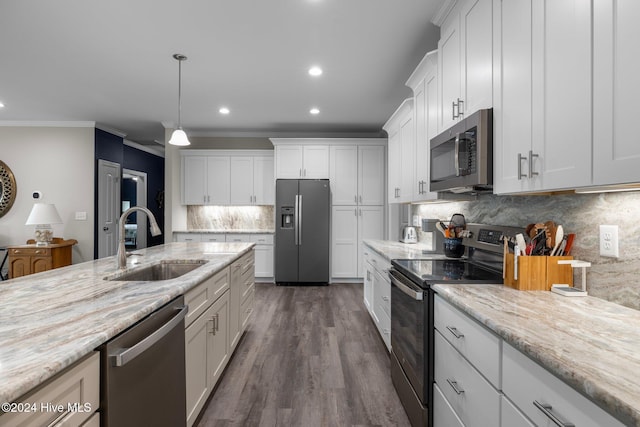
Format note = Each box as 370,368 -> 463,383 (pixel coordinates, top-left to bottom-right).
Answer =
430,108 -> 493,193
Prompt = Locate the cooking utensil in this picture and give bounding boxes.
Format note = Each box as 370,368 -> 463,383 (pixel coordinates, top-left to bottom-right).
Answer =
435,222 -> 448,237
550,225 -> 564,256
515,233 -> 527,256
564,233 -> 576,255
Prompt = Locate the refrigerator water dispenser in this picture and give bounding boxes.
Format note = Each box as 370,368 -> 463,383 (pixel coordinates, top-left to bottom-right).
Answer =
281,207 -> 294,228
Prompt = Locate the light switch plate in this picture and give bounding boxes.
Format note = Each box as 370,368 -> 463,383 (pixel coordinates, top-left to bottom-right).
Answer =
599,224 -> 619,258
75,211 -> 87,221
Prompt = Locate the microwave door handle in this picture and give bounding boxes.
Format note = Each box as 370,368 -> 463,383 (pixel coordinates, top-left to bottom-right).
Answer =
454,133 -> 461,177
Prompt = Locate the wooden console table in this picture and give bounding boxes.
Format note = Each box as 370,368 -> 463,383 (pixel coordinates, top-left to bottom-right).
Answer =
8,238 -> 77,279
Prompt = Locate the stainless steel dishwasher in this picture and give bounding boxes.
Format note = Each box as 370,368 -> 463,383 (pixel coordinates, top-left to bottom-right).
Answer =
100,295 -> 187,427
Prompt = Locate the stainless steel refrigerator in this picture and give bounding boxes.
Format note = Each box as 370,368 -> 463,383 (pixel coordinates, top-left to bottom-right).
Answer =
275,179 -> 330,284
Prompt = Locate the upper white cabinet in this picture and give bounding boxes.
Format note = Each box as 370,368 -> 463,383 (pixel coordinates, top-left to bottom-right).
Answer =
384,99 -> 415,203
181,151 -> 273,205
272,142 -> 329,179
330,144 -> 385,206
406,50 -> 439,201
593,1 -> 640,185
493,0 -> 592,194
438,0 -> 493,131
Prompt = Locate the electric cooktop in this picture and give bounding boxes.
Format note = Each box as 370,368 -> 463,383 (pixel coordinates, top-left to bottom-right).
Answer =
391,258 -> 503,288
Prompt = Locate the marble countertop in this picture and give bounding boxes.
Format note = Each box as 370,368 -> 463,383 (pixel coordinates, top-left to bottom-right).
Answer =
174,229 -> 274,234
433,284 -> 640,426
363,239 -> 444,262
0,242 -> 254,404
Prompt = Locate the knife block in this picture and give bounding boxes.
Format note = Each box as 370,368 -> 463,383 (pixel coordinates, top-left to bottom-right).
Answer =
504,254 -> 573,291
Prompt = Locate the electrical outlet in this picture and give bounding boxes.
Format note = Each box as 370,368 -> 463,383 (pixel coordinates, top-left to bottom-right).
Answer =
599,225 -> 619,258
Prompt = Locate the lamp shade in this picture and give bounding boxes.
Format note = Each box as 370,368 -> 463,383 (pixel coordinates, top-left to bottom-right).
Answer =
25,203 -> 63,225
168,128 -> 191,146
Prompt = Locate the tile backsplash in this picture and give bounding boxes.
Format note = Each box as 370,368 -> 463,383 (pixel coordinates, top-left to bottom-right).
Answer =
187,205 -> 274,230
413,191 -> 640,310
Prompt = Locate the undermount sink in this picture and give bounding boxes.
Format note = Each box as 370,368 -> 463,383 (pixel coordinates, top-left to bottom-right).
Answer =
107,260 -> 207,282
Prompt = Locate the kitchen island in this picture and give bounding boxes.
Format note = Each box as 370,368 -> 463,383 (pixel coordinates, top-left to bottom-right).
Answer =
0,242 -> 254,406
434,284 -> 640,426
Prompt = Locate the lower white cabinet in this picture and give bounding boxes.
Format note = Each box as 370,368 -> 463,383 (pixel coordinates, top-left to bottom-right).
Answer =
225,234 -> 272,280
362,249 -> 374,313
0,353 -> 100,427
501,396 -> 535,427
433,382 -> 465,427
362,245 -> 391,351
184,251 -> 255,427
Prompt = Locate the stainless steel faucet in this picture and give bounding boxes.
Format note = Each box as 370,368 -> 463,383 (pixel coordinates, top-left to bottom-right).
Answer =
117,206 -> 162,269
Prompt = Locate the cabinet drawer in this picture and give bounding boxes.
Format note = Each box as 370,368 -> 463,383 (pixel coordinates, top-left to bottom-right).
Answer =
502,396 -> 535,427
240,286 -> 254,331
252,234 -> 273,244
225,234 -> 253,243
502,342 -> 624,427
0,352 -> 99,427
434,295 -> 501,387
434,331 -> 500,427
174,233 -> 202,242
209,267 -> 230,299
185,267 -> 230,328
200,234 -> 225,242
9,247 -> 51,256
433,383 -> 465,427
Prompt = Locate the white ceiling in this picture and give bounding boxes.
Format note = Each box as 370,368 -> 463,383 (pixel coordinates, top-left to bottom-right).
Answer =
0,0 -> 444,146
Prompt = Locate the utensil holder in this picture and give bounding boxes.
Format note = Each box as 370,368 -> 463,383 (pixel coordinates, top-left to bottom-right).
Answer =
443,238 -> 465,258
504,254 -> 573,291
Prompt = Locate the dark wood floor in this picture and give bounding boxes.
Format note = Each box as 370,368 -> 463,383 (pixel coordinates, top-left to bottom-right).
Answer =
197,283 -> 410,427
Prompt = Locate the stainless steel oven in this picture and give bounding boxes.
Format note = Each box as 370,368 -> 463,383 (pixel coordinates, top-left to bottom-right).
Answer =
389,223 -> 523,427
430,108 -> 493,193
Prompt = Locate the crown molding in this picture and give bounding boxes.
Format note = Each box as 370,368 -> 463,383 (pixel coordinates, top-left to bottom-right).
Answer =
0,121 -> 95,128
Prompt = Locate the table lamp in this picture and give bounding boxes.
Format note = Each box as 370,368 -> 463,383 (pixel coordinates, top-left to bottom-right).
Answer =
25,203 -> 63,246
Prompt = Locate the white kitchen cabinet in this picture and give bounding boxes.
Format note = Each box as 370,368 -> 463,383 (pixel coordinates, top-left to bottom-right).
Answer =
0,353 -> 99,427
503,341 -> 624,427
384,98 -> 414,203
330,144 -> 385,206
175,232 -> 202,242
185,299 -> 214,427
207,291 -> 229,394
181,151 -> 273,206
433,383 -> 465,427
407,50 -> 439,201
437,0 -> 493,131
501,396 -> 535,427
331,205 -> 383,279
593,1 -> 640,186
225,234 -> 272,279
362,246 -> 391,352
362,249 -> 374,313
273,143 -> 329,179
493,0 -> 592,194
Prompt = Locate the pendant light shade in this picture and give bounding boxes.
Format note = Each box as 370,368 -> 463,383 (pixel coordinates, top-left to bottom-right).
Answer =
168,53 -> 190,146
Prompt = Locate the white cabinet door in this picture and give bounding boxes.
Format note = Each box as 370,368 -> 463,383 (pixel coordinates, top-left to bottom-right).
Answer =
302,145 -> 330,178
358,145 -> 385,205
387,129 -> 402,203
207,157 -> 230,204
330,145 -> 358,205
208,291 -> 229,387
399,112 -> 415,203
501,396 -> 535,427
275,145 -> 303,178
460,0 -> 493,116
357,206 -> 384,277
229,260 -> 242,352
230,157 -> 254,205
254,244 -> 273,278
493,0 -> 533,194
175,232 -> 202,242
530,0 -> 591,191
593,0 -> 640,185
185,308 -> 211,427
183,156 -> 207,205
438,8 -> 462,131
253,156 -> 274,204
331,206 -> 359,278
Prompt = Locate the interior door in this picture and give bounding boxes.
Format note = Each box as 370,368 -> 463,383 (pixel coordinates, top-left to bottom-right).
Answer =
98,160 -> 121,259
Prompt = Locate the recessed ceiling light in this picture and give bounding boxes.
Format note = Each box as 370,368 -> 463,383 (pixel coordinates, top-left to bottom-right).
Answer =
219,107 -> 230,115
310,108 -> 320,115
308,66 -> 323,77
0,101 -> 5,108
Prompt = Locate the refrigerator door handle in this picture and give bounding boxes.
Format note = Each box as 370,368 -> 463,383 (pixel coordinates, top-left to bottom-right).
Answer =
294,194 -> 299,246
298,194 -> 303,246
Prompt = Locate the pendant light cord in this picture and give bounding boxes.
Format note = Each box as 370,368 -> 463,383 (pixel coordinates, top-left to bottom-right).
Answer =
173,53 -> 187,130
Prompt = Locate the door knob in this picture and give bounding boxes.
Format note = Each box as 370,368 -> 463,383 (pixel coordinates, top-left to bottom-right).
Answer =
103,227 -> 109,231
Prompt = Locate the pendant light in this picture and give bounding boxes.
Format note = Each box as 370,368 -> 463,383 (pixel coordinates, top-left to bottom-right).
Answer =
168,53 -> 191,146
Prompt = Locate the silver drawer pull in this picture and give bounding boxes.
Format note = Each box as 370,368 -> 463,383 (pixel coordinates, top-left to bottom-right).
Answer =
533,401 -> 575,427
446,379 -> 464,395
446,326 -> 464,339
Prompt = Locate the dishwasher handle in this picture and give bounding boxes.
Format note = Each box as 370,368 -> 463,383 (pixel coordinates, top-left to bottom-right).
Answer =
110,305 -> 188,367
389,269 -> 424,301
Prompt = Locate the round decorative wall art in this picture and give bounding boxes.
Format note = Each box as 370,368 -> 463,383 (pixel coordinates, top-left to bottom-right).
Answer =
0,160 -> 17,218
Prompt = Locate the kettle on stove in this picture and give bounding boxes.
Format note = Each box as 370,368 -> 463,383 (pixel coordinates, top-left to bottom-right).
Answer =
400,225 -> 418,244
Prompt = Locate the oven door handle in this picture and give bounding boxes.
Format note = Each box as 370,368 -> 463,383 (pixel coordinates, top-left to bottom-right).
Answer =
389,269 -> 424,301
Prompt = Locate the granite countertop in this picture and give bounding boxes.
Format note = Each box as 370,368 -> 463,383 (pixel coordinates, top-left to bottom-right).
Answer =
433,284 -> 640,426
363,239 -> 443,261
174,229 -> 275,234
0,242 -> 254,404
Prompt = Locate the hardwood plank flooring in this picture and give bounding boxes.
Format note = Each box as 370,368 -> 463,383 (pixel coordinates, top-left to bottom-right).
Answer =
197,283 -> 410,427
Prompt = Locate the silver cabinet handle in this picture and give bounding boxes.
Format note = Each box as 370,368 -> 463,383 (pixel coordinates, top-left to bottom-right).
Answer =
304,168 -> 307,177
359,195 -> 362,203
354,195 -> 358,203
214,313 -> 219,332
528,150 -> 539,178
359,208 -> 362,216
533,401 -> 575,427
446,326 -> 464,339
454,133 -> 461,176
110,305 -> 188,367
518,153 -> 528,180
452,101 -> 457,120
382,296 -> 389,302
299,168 -> 302,177
457,98 -> 464,117
354,208 -> 357,216
209,317 -> 216,335
204,195 -> 207,203
447,379 -> 465,395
